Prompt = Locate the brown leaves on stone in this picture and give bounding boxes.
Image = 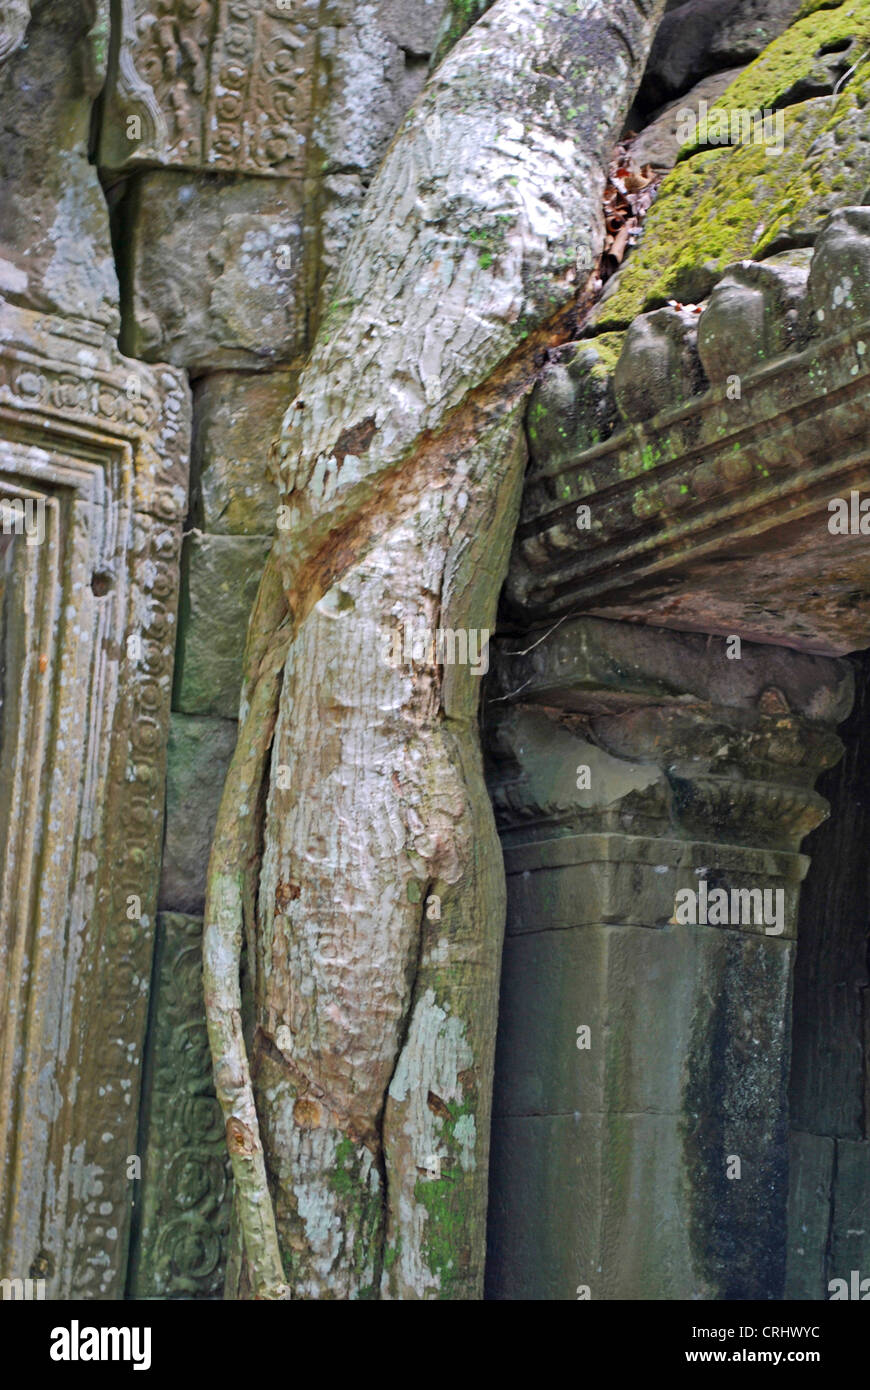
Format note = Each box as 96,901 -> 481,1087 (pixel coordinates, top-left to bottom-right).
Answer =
598,137 -> 661,287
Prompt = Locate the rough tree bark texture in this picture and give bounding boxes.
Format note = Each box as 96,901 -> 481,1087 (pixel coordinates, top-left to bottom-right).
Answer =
204,0 -> 667,1299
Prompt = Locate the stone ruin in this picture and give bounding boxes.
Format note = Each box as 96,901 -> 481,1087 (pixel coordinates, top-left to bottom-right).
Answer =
1,0 -> 869,1300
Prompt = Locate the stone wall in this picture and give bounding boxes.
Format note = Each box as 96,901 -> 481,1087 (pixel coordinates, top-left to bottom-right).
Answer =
2,0 -> 869,1301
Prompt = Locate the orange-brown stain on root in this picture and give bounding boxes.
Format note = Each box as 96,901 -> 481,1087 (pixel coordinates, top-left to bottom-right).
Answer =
427,1090 -> 452,1120
226,1116 -> 256,1157
293,1097 -> 324,1129
275,880 -> 301,912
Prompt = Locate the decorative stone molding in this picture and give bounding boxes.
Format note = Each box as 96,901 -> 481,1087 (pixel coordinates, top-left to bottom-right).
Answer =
508,210 -> 870,653
128,914 -> 232,1300
0,299 -> 189,1298
98,0 -> 315,178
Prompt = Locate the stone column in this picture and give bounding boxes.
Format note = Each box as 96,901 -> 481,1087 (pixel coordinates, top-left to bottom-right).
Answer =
484,616 -> 851,1300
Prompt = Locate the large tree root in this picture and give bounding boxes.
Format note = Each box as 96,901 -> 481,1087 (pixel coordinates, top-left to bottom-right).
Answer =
204,0 -> 667,1298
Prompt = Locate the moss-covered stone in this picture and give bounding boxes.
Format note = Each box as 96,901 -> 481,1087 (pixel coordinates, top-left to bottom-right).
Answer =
594,67 -> 870,329
716,0 -> 870,115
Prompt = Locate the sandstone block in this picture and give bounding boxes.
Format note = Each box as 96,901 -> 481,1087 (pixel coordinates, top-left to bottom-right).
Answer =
698,256 -> 809,382
121,171 -> 306,371
192,369 -> 297,534
174,531 -> 272,717
808,206 -> 870,335
614,304 -> 706,423
159,715 -> 239,915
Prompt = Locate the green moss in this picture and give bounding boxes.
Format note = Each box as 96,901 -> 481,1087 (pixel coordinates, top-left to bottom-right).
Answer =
595,69 -> 870,330
324,1135 -> 383,1297
798,0 -> 845,16
579,330 -> 625,380
707,0 -> 870,118
414,1173 -> 465,1297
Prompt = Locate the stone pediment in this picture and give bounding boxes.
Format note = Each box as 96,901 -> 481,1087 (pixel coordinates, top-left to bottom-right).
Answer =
508,211 -> 870,655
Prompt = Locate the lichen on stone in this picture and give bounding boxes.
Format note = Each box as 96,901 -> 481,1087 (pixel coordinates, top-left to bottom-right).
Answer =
592,68 -> 870,330
705,0 -> 870,119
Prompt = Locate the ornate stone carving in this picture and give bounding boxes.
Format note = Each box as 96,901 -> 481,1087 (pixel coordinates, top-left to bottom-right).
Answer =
0,299 -> 189,1298
128,914 -> 232,1299
508,211 -> 870,652
98,0 -> 315,177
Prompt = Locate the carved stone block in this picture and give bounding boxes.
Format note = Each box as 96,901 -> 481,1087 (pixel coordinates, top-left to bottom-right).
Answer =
485,616 -> 849,1301
697,256 -> 809,383
808,206 -> 870,335
0,298 -> 189,1298
614,305 -> 706,425
127,913 -> 233,1300
509,221 -> 870,652
98,0 -> 317,179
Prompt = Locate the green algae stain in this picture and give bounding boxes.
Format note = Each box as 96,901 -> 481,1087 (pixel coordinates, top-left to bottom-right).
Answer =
712,0 -> 870,118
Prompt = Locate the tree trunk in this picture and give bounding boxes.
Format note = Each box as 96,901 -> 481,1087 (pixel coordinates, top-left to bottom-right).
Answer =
204,0 -> 667,1300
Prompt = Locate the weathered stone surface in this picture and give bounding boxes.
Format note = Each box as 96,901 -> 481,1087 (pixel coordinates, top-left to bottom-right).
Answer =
808,206 -> 870,334
489,615 -> 854,721
614,304 -> 706,423
159,715 -> 239,915
697,256 -> 809,381
192,369 -> 297,534
786,1131 -> 835,1300
830,1139 -> 870,1288
791,649 -> 870,1140
527,335 -> 620,471
127,914 -> 232,1300
494,923 -> 794,1123
640,0 -> 806,111
0,0 -> 118,329
174,531 -> 272,718
508,222 -> 870,651
630,68 -> 744,171
0,300 -> 189,1298
487,1112 -> 705,1300
121,171 -> 305,371
377,0 -> 446,54
485,620 -> 848,1301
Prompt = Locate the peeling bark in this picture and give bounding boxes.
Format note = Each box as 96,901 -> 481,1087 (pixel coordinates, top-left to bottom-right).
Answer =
205,0 -> 667,1299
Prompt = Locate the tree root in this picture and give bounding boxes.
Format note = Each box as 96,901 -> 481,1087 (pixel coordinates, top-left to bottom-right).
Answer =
202,553 -> 292,1300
